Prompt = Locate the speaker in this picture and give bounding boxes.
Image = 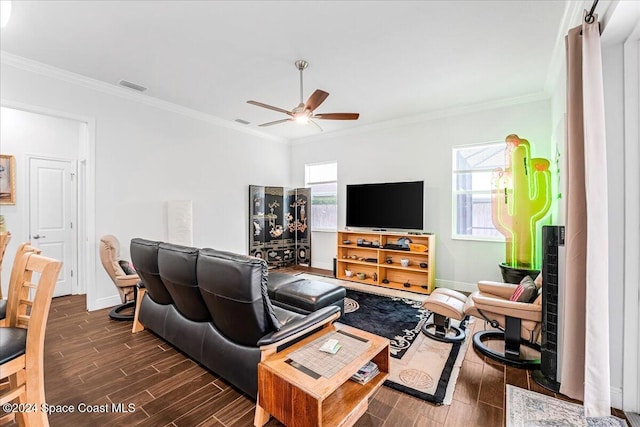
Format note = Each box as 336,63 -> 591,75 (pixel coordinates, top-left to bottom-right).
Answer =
333,257 -> 337,278
532,225 -> 565,392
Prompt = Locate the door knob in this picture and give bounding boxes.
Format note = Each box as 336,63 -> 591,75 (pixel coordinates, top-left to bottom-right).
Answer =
32,234 -> 46,239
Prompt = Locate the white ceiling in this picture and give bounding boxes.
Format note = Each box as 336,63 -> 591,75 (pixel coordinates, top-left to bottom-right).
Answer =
0,1 -> 568,141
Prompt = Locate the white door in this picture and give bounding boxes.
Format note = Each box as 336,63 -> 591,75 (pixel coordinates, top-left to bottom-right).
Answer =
29,157 -> 77,297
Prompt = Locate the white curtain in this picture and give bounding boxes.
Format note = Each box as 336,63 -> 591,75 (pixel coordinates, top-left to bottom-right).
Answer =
582,13 -> 610,418
561,12 -> 611,417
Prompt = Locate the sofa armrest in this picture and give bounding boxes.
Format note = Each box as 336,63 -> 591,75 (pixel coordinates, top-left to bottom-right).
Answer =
258,306 -> 341,348
472,294 -> 542,323
477,281 -> 518,300
115,275 -> 140,288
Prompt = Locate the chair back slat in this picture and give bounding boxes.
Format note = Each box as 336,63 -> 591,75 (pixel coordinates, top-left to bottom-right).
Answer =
22,255 -> 63,369
8,254 -> 62,333
5,244 -> 41,323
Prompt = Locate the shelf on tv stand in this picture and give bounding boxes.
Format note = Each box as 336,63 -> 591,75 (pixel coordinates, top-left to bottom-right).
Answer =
336,230 -> 435,295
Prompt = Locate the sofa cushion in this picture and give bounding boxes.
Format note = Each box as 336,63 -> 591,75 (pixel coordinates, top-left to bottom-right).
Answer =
131,238 -> 174,305
159,243 -> 210,322
272,305 -> 304,327
197,248 -> 280,347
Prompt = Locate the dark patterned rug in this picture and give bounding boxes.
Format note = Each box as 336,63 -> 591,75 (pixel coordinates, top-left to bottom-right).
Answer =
339,289 -> 429,359
338,289 -> 469,404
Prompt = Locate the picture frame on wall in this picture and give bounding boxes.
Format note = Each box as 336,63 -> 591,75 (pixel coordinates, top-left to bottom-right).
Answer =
0,155 -> 16,205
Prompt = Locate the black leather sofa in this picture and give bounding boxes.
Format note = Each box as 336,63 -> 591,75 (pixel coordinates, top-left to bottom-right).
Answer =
130,239 -> 345,399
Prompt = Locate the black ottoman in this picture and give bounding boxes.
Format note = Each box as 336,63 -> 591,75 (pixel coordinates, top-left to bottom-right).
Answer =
266,272 -> 305,299
272,280 -> 346,317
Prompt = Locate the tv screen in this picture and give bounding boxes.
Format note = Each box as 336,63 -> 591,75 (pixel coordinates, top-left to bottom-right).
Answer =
346,181 -> 424,230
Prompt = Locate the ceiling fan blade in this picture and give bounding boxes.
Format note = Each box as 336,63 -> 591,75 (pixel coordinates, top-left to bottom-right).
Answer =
313,113 -> 360,120
258,118 -> 293,127
304,90 -> 329,112
247,100 -> 292,116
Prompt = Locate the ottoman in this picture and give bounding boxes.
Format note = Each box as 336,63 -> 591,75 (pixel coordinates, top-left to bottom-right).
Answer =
272,279 -> 346,317
267,272 -> 306,299
421,288 -> 467,343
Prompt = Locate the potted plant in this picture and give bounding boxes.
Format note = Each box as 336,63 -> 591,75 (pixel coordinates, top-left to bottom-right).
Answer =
491,134 -> 552,283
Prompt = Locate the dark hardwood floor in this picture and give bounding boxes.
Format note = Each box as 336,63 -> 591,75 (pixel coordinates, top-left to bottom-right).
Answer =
1,293 -> 629,426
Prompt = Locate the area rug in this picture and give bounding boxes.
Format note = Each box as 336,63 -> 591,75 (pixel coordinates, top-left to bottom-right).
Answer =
338,289 -> 470,405
340,289 -> 429,358
506,385 -> 627,426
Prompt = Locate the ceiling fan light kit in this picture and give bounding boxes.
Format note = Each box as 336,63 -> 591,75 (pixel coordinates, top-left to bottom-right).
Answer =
247,60 -> 359,130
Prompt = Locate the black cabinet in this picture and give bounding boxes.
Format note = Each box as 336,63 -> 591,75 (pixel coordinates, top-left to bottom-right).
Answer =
249,185 -> 311,268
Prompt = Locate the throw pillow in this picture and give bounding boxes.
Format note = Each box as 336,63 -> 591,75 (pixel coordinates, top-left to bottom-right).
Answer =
118,260 -> 136,275
510,276 -> 538,303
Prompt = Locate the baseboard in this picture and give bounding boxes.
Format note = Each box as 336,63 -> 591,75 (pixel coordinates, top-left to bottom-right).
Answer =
91,295 -> 122,311
611,386 -> 623,411
435,279 -> 478,294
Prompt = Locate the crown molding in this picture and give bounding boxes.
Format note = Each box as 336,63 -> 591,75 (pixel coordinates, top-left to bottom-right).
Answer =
0,51 -> 287,144
291,91 -> 549,145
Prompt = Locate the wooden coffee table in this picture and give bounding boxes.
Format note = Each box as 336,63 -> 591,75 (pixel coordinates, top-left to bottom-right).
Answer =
255,323 -> 390,427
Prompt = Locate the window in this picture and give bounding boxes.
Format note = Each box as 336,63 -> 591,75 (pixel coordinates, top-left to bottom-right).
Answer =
452,143 -> 504,240
305,162 -> 337,231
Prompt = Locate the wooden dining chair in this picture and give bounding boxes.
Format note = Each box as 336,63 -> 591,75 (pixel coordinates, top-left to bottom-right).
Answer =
0,252 -> 62,427
0,243 -> 41,328
0,231 -> 11,299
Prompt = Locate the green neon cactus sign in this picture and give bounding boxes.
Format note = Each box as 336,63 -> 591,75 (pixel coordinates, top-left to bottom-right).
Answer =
492,134 -> 552,270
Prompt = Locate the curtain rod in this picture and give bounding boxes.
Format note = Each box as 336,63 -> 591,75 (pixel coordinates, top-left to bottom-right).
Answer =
585,0 -> 599,23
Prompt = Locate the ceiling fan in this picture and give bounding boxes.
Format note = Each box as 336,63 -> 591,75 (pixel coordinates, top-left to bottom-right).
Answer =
247,60 -> 359,130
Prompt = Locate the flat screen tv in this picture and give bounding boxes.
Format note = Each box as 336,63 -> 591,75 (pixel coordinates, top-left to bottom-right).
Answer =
346,181 -> 424,230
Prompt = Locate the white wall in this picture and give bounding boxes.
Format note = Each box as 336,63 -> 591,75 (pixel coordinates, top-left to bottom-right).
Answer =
1,61 -> 291,309
0,107 -> 81,297
291,99 -> 552,289
601,43 -> 625,402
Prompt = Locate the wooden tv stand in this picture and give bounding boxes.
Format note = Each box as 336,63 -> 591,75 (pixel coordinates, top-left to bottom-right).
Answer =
336,230 -> 435,294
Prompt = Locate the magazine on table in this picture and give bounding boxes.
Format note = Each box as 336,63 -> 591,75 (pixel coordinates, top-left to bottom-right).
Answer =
350,361 -> 379,385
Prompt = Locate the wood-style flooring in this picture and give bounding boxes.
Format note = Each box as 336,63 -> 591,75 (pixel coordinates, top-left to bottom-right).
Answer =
1,290 -> 629,426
